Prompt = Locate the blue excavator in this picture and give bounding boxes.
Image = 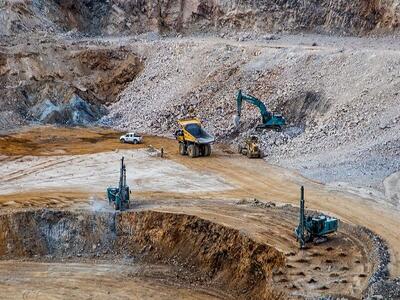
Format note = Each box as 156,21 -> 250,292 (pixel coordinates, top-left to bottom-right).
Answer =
295,186 -> 339,248
234,90 -> 286,130
107,157 -> 130,211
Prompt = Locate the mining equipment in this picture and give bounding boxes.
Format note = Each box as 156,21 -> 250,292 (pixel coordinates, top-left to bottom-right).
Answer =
174,118 -> 215,158
294,186 -> 339,248
107,156 -> 130,211
234,89 -> 286,130
238,135 -> 262,158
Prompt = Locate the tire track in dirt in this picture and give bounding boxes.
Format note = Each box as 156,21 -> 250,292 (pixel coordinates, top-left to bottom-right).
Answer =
0,127 -> 398,289
0,156 -> 76,182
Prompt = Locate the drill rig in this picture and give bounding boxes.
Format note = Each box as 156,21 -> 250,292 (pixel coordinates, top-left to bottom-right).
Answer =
107,157 -> 130,211
234,90 -> 286,131
295,186 -> 339,248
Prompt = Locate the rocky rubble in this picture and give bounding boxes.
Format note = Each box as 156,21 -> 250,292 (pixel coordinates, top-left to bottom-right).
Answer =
29,94 -> 106,125
1,1 -> 399,203
366,278 -> 400,299
102,35 -> 400,206
0,39 -> 143,128
2,0 -> 400,36
0,209 -> 286,299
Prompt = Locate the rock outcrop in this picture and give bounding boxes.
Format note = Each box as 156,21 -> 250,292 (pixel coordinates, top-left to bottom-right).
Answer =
1,0 -> 400,36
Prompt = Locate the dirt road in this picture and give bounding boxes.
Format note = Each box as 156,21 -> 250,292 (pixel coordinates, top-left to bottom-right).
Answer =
0,126 -> 399,299
0,261 -> 224,300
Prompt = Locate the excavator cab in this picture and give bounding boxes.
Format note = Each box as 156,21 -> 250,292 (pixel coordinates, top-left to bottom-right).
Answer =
235,90 -> 285,131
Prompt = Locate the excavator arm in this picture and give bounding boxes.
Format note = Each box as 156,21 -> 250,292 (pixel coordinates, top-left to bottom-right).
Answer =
236,90 -> 271,124
234,90 -> 285,130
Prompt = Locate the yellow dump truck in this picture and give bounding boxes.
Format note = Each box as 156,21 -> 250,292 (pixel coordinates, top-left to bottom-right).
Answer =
174,118 -> 215,158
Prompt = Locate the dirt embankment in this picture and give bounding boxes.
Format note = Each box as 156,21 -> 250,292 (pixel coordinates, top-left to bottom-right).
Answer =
0,126 -> 396,298
0,42 -> 143,128
0,209 -> 286,299
0,126 -> 143,156
1,0 -> 400,35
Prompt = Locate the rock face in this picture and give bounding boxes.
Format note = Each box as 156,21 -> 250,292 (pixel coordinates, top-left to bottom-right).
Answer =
0,42 -> 143,128
384,171 -> 400,206
29,95 -> 105,126
0,209 -> 286,299
101,36 -> 400,200
1,0 -> 400,35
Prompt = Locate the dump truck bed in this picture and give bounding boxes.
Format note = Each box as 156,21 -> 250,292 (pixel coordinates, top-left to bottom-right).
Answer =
184,123 -> 214,144
176,118 -> 215,144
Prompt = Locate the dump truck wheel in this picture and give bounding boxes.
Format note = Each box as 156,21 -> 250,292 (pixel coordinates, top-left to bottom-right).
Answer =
187,144 -> 195,158
179,143 -> 187,155
204,144 -> 211,156
199,145 -> 205,156
113,202 -> 120,211
247,150 -> 253,158
194,144 -> 200,157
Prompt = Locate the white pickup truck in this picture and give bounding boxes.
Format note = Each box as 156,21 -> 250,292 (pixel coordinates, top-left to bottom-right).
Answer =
120,132 -> 143,144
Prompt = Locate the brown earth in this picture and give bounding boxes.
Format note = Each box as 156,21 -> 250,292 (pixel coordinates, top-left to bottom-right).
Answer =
1,0 -> 400,35
0,209 -> 285,299
0,206 -> 376,299
72,49 -> 144,105
0,126 -> 155,156
0,41 -> 143,128
0,126 -> 398,299
0,261 -> 226,300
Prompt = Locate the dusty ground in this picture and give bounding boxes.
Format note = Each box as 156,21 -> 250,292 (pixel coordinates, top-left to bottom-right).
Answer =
0,126 -> 398,299
1,1 -> 400,298
2,32 -> 399,206
0,261 -> 225,300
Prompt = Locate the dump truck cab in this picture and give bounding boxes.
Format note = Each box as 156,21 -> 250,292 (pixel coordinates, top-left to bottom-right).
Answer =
174,118 -> 214,158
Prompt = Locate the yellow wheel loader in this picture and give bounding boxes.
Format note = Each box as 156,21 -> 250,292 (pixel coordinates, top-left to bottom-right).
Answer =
174,118 -> 215,158
238,135 -> 262,158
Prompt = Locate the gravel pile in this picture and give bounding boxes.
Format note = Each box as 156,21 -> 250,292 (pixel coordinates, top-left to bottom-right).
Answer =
101,34 -> 400,206
364,228 -> 399,299
366,278 -> 400,299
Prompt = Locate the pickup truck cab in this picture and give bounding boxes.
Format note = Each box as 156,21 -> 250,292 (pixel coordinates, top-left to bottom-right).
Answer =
120,132 -> 142,144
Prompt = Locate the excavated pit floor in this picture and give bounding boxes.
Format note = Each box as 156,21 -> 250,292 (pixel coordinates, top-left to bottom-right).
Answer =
0,261 -> 224,300
0,126 -> 397,299
0,206 -> 381,299
0,209 -> 287,299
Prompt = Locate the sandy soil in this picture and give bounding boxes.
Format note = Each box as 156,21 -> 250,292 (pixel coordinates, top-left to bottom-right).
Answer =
0,126 -> 399,299
0,261 -> 224,300
148,202 -> 374,298
0,149 -> 232,195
